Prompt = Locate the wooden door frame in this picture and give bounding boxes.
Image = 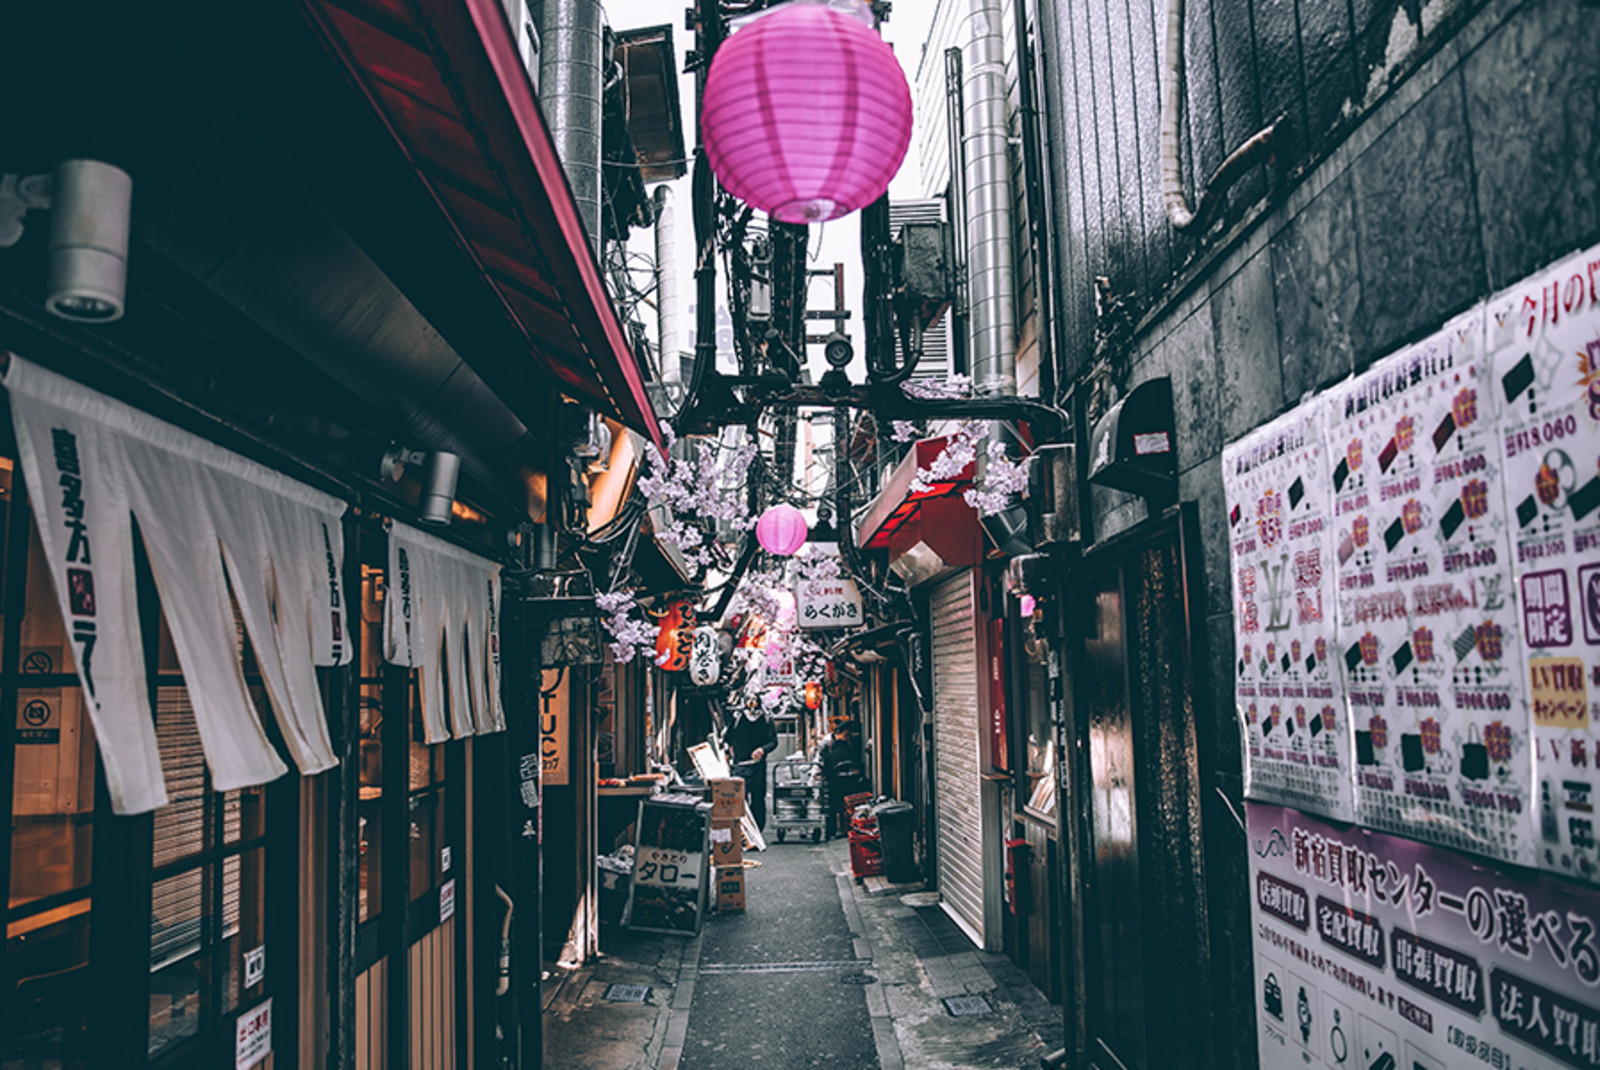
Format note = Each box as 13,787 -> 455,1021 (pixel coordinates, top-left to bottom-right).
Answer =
346,519 -> 471,1070
1059,504 -> 1217,1070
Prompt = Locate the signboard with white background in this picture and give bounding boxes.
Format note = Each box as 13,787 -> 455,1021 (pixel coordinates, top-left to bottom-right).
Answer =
796,577 -> 864,630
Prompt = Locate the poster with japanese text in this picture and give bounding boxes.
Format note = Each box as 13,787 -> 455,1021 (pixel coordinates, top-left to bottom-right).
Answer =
1486,243 -> 1600,886
1248,802 -> 1599,1070
1326,307 -> 1538,867
1225,406 -> 1354,821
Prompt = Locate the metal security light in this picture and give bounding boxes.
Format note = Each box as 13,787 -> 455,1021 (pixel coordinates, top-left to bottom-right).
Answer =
382,444 -> 461,527
0,159 -> 133,322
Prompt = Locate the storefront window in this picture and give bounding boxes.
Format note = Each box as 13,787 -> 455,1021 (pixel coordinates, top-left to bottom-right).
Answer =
408,677 -> 448,895
146,604 -> 270,1060
6,494 -> 96,1070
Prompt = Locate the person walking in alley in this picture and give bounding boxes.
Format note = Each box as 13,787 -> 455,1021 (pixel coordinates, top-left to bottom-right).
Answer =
725,699 -> 779,830
818,719 -> 868,839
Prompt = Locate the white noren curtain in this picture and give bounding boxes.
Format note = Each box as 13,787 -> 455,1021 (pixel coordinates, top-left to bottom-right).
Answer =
5,356 -> 352,814
384,521 -> 505,743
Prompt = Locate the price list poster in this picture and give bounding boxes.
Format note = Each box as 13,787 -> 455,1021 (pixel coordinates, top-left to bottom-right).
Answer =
1487,242 -> 1600,886
1224,406 -> 1353,821
1328,308 -> 1536,866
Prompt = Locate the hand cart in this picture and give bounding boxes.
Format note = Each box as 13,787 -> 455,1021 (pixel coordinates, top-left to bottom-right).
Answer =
771,760 -> 825,843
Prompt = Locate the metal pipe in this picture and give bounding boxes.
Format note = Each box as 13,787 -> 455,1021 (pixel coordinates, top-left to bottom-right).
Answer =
1012,0 -> 1056,404
654,185 -> 681,381
1160,0 -> 1275,231
962,0 -> 1017,397
540,0 -> 605,253
943,48 -> 969,320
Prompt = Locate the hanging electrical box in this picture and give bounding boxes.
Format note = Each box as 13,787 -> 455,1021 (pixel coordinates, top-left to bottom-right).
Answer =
1087,377 -> 1176,498
893,220 -> 953,329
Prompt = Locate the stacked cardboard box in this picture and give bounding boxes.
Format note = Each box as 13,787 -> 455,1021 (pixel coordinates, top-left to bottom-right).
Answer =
716,864 -> 745,912
709,777 -> 744,819
710,818 -> 742,868
708,778 -> 747,912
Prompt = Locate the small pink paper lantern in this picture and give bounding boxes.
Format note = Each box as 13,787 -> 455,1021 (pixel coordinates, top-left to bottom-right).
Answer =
755,504 -> 808,556
701,4 -> 913,223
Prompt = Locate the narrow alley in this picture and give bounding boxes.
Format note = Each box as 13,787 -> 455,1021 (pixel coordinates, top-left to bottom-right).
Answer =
3,0 -> 1598,1068
544,840 -> 1061,1070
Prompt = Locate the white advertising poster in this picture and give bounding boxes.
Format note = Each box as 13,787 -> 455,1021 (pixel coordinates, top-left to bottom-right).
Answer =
1486,243 -> 1600,886
1224,405 -> 1354,820
1249,803 -> 1598,1070
1326,307 -> 1538,867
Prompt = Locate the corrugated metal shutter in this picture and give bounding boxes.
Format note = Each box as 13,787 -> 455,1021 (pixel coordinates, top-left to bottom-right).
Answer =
930,571 -> 984,944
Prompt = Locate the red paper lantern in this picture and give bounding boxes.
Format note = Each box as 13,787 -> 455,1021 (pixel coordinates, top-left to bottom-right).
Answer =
655,601 -> 695,671
804,681 -> 822,710
701,3 -> 913,223
755,504 -> 809,556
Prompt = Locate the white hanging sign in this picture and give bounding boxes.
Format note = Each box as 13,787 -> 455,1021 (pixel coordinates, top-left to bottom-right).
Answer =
796,577 -> 864,629
689,626 -> 721,687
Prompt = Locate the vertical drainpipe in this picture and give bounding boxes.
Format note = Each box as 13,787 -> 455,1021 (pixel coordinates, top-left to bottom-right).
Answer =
654,185 -> 681,382
962,0 -> 1017,398
540,0 -> 604,254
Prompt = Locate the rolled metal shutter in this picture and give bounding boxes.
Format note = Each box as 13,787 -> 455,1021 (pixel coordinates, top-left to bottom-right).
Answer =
930,570 -> 984,945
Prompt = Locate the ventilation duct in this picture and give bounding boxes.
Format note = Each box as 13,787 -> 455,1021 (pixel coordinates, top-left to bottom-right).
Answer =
541,0 -> 604,253
961,0 -> 1016,398
654,184 -> 681,381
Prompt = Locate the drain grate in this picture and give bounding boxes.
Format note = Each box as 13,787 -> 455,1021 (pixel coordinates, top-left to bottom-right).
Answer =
943,994 -> 994,1017
837,972 -> 878,985
699,960 -> 871,975
603,983 -> 651,1003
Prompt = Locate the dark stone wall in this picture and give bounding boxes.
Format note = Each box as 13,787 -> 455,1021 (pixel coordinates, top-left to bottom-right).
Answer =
1038,0 -> 1600,1065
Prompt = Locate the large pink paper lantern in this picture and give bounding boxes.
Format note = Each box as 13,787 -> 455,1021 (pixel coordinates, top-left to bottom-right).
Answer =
701,4 -> 913,223
755,504 -> 809,556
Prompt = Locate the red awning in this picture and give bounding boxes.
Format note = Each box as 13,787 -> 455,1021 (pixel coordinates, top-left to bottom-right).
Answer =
299,0 -> 664,450
856,437 -> 975,550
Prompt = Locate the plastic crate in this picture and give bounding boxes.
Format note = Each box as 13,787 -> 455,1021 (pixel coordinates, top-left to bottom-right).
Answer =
848,832 -> 884,878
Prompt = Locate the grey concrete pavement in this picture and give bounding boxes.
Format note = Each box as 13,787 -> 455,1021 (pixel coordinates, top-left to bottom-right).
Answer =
542,836 -> 1061,1069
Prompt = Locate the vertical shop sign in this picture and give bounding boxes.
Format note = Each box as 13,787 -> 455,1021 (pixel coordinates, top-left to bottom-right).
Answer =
1224,404 -> 1354,820
1488,245 -> 1600,885
539,668 -> 569,787
1248,803 -> 1598,1070
987,617 -> 1009,771
1326,306 -> 1538,866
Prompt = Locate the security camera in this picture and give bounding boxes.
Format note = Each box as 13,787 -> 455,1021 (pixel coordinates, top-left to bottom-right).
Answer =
47,160 -> 132,322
